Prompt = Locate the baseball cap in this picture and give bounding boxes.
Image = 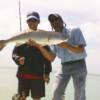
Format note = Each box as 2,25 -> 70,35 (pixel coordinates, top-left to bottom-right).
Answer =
48,13 -> 63,22
26,11 -> 40,22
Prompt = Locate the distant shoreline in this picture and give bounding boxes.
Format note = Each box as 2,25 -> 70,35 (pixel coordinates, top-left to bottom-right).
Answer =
0,66 -> 100,76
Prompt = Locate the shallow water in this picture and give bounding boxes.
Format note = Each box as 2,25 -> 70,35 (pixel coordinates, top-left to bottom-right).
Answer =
0,67 -> 100,100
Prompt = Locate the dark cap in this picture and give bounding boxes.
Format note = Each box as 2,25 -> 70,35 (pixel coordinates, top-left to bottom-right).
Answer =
26,11 -> 40,22
48,13 -> 63,22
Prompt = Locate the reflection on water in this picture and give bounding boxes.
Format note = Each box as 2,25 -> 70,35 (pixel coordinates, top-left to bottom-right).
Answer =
0,67 -> 100,100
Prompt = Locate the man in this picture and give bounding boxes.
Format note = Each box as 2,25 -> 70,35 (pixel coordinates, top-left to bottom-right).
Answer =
48,13 -> 87,100
12,11 -> 55,100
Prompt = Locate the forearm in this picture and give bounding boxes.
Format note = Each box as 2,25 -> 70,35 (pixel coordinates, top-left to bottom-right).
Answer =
26,39 -> 56,61
58,42 -> 85,53
37,46 -> 56,61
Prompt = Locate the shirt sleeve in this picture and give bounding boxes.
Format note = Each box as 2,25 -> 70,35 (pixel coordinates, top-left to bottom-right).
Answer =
71,28 -> 86,46
12,46 -> 20,65
12,44 -> 25,66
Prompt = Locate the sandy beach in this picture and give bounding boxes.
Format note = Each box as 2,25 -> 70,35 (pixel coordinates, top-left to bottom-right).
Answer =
0,67 -> 100,100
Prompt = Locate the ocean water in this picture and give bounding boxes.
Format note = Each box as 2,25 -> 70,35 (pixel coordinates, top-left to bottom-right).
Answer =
0,67 -> 100,100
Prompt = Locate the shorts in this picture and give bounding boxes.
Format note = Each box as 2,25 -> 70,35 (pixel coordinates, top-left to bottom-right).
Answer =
18,78 -> 45,98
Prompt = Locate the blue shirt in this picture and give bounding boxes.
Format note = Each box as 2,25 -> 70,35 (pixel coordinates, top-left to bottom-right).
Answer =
51,27 -> 87,63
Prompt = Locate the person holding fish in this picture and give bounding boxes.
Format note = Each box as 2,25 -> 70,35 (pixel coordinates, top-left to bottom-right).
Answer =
12,11 -> 55,100
48,14 -> 87,100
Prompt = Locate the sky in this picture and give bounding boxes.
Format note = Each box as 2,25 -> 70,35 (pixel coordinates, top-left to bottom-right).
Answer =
0,0 -> 100,75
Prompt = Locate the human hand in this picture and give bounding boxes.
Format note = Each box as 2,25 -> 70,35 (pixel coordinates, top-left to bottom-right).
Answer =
18,57 -> 25,65
26,39 -> 41,47
57,42 -> 69,48
43,75 -> 50,84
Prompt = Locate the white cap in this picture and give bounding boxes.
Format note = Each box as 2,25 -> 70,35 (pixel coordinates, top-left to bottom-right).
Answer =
26,11 -> 40,22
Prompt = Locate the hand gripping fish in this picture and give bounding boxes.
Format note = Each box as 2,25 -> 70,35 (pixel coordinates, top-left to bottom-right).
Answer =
0,29 -> 69,51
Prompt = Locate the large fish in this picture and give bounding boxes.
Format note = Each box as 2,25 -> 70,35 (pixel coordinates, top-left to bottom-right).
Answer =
0,29 -> 68,51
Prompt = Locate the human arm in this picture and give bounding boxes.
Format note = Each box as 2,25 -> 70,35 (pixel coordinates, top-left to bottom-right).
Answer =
43,56 -> 52,84
43,74 -> 50,84
27,39 -> 56,61
57,42 -> 85,53
57,28 -> 86,53
12,45 -> 25,66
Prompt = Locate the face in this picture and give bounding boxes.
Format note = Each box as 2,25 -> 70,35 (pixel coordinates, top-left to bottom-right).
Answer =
27,19 -> 39,30
50,19 -> 63,32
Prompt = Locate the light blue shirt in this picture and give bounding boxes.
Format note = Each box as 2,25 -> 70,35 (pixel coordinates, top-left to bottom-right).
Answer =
51,27 -> 87,63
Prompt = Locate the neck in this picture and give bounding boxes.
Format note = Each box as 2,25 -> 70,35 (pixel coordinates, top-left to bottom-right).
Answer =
30,28 -> 37,31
